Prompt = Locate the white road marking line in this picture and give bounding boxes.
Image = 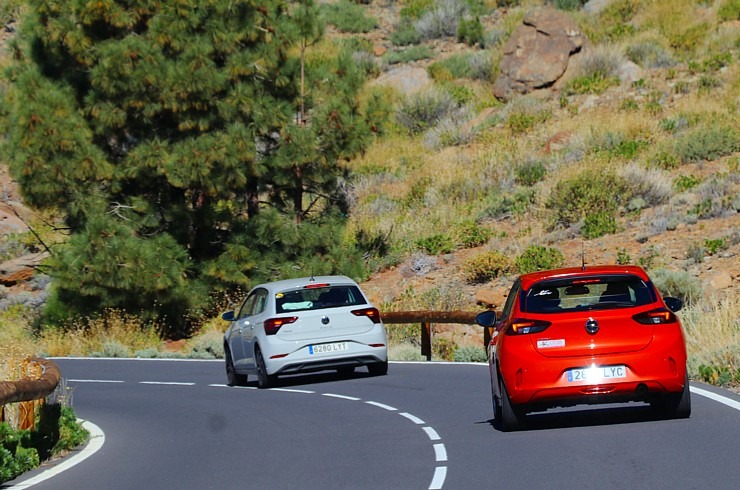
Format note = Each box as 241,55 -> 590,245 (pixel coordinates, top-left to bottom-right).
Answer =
269,388 -> 315,394
433,443 -> 448,462
399,412 -> 426,425
139,381 -> 194,386
691,386 -> 740,411
322,393 -> 361,401
6,420 -> 105,489
68,379 -> 124,383
365,401 -> 397,411
423,426 -> 441,441
208,383 -> 258,389
429,466 -> 447,490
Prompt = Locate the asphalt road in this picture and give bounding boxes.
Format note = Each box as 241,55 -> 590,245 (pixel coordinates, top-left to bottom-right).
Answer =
6,359 -> 740,490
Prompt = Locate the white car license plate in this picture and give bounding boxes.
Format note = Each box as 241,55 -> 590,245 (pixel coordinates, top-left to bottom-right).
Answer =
309,342 -> 347,355
567,365 -> 627,382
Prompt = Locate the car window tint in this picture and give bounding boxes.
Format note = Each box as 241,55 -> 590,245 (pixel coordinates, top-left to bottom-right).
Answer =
524,275 -> 654,313
275,285 -> 367,313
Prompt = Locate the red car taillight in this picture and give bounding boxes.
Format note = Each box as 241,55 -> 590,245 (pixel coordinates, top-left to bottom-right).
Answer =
506,319 -> 551,335
351,307 -> 381,324
264,316 -> 298,335
632,308 -> 678,325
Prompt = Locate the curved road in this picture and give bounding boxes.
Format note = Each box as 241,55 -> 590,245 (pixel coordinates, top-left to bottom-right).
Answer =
6,359 -> 740,489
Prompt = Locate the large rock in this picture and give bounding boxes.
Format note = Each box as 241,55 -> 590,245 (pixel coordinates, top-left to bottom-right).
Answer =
493,8 -> 586,101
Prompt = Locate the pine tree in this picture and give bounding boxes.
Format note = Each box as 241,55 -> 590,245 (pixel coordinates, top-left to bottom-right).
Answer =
1,0 -> 384,335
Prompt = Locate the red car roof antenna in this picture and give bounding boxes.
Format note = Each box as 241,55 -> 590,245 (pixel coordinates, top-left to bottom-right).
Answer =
581,241 -> 586,271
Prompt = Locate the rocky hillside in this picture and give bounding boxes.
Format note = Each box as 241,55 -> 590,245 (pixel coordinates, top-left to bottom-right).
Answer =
0,1 -> 737,336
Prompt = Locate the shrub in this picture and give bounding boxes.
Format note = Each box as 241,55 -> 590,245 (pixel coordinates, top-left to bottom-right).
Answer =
550,0 -> 587,11
564,45 -> 624,94
186,329 -> 224,359
650,268 -> 703,306
515,159 -> 547,186
389,342 -> 426,361
92,340 -> 132,358
547,170 -> 629,230
416,234 -> 456,255
433,337 -> 458,361
462,250 -> 511,283
454,221 -> 492,249
619,163 -> 673,207
674,174 -> 701,192
414,0 -> 469,41
396,89 -> 457,134
671,123 -> 740,163
391,20 -> 423,46
625,40 -> 676,69
422,106 -> 475,149
515,245 -> 564,274
478,189 -> 535,220
428,52 -> 492,81
718,0 -> 740,22
319,1 -> 379,33
383,46 -> 432,65
454,345 -> 487,362
582,211 -> 618,239
457,17 -> 484,46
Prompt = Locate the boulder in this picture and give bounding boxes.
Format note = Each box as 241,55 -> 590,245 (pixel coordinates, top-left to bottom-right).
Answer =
493,8 -> 586,101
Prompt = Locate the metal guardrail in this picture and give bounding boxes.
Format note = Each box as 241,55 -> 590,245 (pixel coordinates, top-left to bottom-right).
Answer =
0,357 -> 61,406
381,310 -> 491,361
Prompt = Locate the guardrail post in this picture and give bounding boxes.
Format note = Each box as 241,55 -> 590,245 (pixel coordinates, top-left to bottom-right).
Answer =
420,322 -> 431,361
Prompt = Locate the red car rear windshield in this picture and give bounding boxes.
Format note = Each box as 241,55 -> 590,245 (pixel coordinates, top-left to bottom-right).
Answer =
524,275 -> 656,314
275,285 -> 367,313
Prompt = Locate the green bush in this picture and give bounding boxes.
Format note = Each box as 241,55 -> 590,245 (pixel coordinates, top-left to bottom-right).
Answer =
319,1 -> 379,33
718,0 -> 740,21
396,89 -> 457,134
383,46 -> 432,65
454,221 -> 492,249
462,250 -> 511,283
457,17 -> 484,46
650,268 -> 703,306
433,337 -> 458,361
454,345 -> 487,362
514,245 -> 564,274
1,405 -> 88,484
478,189 -> 535,220
547,170 -> 629,230
582,211 -> 619,239
514,160 -> 547,186
672,123 -> 739,163
416,234 -> 456,255
391,20 -> 423,46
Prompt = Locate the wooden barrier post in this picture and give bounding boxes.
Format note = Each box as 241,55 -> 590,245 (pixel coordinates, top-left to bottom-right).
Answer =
420,322 -> 431,361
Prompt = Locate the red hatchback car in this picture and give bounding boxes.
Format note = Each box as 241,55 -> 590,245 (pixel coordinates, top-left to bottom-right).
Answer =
476,265 -> 690,431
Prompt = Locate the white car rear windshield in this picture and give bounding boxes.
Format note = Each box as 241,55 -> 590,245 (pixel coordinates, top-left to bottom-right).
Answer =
524,275 -> 655,313
275,285 -> 367,313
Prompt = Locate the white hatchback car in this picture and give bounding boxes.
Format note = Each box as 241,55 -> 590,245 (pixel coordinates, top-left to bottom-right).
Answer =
222,275 -> 388,388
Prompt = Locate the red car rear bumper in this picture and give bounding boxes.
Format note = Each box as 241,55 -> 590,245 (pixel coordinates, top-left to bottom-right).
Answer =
500,333 -> 687,409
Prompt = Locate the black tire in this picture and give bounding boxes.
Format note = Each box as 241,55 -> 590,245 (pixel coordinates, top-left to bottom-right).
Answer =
367,361 -> 388,376
225,347 -> 248,387
500,380 -> 525,432
655,373 -> 691,419
491,376 -> 503,422
255,347 -> 276,389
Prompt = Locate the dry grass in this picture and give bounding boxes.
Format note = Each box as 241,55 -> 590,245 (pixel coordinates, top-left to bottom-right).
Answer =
36,309 -> 163,357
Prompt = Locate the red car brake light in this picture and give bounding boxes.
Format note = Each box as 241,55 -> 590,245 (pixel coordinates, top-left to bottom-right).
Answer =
507,319 -> 551,335
632,308 -> 677,325
351,307 -> 381,324
304,283 -> 330,289
264,316 -> 298,335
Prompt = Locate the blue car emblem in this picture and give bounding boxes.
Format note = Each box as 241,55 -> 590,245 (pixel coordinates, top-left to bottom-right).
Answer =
321,316 -> 330,325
